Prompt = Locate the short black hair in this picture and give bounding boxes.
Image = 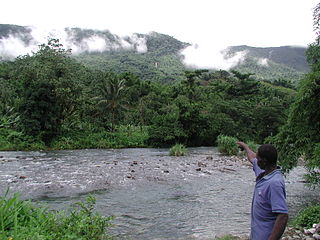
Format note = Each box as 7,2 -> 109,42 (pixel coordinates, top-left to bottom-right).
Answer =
257,144 -> 277,165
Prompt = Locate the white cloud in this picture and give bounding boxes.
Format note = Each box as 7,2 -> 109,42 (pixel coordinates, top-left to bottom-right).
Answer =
130,34 -> 148,53
0,36 -> 35,59
257,58 -> 269,66
1,0 -> 317,49
181,43 -> 247,70
0,0 -> 318,65
0,27 -> 150,58
79,36 -> 107,53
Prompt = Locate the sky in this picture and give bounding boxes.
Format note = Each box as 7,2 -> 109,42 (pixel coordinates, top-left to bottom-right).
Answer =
1,0 -> 319,69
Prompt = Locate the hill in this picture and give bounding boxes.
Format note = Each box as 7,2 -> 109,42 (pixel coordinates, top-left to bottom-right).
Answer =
225,45 -> 309,83
0,24 -> 309,83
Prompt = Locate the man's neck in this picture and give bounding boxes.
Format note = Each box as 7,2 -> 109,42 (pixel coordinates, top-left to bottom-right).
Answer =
264,165 -> 277,176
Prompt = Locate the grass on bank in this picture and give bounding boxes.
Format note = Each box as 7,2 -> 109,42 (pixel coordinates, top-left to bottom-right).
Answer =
0,192 -> 113,240
217,135 -> 239,156
0,125 -> 148,151
169,143 -> 187,156
51,125 -> 148,150
217,135 -> 259,156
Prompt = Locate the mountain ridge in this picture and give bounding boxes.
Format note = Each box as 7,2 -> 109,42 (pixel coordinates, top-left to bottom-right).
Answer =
0,24 -> 309,83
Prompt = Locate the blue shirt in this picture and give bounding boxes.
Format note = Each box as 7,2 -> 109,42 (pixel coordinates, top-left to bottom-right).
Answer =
251,158 -> 288,240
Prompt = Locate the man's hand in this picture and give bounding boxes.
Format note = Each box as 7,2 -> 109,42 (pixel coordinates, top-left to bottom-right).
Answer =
237,141 -> 247,151
236,141 -> 256,164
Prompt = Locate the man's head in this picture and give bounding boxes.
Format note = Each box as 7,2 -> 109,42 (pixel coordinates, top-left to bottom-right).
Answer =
257,144 -> 277,170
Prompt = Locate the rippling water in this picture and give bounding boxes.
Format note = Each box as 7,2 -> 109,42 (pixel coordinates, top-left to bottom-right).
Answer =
0,147 -> 318,239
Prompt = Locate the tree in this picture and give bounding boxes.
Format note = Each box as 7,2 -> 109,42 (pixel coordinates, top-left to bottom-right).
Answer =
181,70 -> 208,101
147,104 -> 186,146
12,39 -> 85,144
94,73 -> 127,130
272,3 -> 320,184
19,81 -> 60,143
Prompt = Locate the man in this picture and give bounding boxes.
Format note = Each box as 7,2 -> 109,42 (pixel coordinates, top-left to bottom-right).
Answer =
237,142 -> 288,240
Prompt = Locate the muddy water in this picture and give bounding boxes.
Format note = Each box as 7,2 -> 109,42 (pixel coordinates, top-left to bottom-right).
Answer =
0,147 -> 318,239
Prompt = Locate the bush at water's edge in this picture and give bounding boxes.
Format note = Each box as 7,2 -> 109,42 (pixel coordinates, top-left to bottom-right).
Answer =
169,143 -> 187,156
0,125 -> 148,151
217,135 -> 239,156
0,192 -> 114,240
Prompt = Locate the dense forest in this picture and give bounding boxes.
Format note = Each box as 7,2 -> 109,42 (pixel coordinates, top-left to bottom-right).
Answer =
0,38 -> 296,150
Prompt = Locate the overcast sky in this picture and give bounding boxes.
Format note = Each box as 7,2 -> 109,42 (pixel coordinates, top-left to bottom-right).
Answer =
2,0 -> 319,46
1,0 -> 319,68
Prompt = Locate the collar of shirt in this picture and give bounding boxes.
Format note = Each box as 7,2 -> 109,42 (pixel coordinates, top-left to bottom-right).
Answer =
257,167 -> 281,181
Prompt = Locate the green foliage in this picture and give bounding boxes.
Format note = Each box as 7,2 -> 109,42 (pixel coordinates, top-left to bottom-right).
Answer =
271,10 -> 320,183
74,33 -> 188,84
11,39 -> 87,144
0,128 -> 45,151
232,56 -> 304,85
214,235 -> 240,240
147,104 -> 187,147
217,135 -> 239,156
284,7 -> 320,184
169,144 -> 187,156
292,204 -> 320,228
0,192 -> 113,240
50,125 -> 148,150
93,72 -> 127,130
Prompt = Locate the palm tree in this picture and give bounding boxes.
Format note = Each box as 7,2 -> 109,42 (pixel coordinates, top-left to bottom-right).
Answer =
95,73 -> 127,131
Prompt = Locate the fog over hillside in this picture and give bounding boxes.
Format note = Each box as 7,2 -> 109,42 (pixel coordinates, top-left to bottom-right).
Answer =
0,25 -> 148,56
0,24 -> 251,70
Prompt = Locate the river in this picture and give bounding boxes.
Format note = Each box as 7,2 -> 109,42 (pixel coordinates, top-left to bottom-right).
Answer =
0,147 -> 318,239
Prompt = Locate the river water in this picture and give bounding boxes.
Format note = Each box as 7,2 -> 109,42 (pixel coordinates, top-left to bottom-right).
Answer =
0,147 -> 318,239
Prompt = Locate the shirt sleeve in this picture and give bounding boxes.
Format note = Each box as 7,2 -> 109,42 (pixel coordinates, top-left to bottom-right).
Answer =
270,180 -> 288,214
252,158 -> 264,177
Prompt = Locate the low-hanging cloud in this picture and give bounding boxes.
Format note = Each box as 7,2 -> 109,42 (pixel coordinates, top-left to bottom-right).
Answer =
0,26 -> 149,59
180,43 -> 248,70
1,26 -> 246,69
257,58 -> 269,66
0,35 -> 33,58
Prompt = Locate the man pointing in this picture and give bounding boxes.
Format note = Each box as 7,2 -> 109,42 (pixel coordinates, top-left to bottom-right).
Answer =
237,142 -> 288,240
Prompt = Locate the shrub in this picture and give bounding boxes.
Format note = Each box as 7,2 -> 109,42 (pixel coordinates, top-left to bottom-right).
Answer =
217,135 -> 238,156
50,125 -> 148,150
292,204 -> 320,228
169,143 -> 187,156
0,192 -> 113,240
0,128 -> 45,151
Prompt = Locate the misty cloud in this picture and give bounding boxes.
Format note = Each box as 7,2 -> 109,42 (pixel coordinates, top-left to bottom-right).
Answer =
130,34 -> 148,53
67,35 -> 108,53
180,43 -> 247,70
257,58 -> 269,66
0,27 -> 149,59
0,35 -> 36,59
